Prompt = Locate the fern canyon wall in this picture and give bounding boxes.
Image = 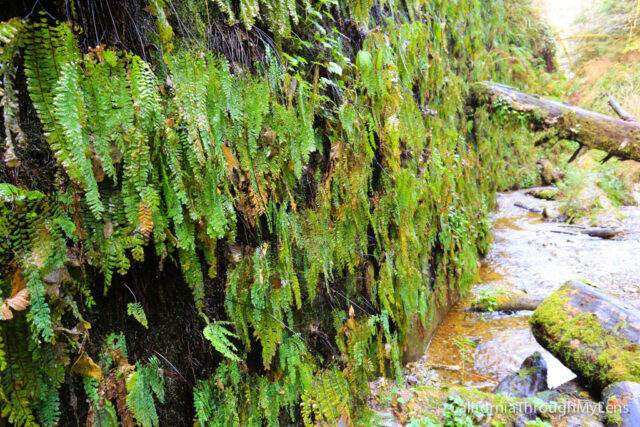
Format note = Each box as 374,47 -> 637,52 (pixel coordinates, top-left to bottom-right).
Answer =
0,1 -> 559,425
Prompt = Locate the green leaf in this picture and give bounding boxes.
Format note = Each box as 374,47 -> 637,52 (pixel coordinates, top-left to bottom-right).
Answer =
126,358 -> 165,427
127,302 -> 149,329
203,321 -> 241,361
327,62 -> 342,75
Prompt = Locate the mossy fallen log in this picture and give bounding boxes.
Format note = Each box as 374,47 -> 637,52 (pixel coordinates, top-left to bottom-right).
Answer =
527,187 -> 558,201
473,82 -> 640,162
530,281 -> 640,393
468,289 -> 543,313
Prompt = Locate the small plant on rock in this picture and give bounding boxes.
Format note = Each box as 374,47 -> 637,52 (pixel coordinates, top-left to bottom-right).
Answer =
453,338 -> 478,385
474,288 -> 507,313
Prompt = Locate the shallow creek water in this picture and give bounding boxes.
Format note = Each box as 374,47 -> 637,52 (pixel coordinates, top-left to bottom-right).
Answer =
407,189 -> 640,390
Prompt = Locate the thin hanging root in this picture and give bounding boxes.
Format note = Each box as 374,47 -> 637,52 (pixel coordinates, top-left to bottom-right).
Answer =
534,134 -> 554,147
601,153 -> 615,164
568,144 -> 585,163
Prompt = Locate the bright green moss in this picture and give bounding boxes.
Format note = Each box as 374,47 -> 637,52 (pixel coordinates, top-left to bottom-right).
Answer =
530,285 -> 640,391
528,188 -> 559,200
605,395 -> 624,427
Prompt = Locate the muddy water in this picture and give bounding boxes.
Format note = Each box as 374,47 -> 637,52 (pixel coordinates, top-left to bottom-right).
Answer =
408,189 -> 640,390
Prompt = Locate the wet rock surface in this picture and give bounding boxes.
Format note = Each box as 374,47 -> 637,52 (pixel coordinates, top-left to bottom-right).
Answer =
494,352 -> 548,398
602,381 -> 640,427
527,186 -> 559,200
367,376 -> 605,426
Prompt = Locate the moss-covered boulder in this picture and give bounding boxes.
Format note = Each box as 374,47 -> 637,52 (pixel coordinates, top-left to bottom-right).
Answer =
530,281 -> 640,393
537,159 -> 565,185
527,187 -> 559,200
494,352 -> 548,398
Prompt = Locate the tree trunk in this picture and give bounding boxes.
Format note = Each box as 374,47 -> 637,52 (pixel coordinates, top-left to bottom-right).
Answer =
473,82 -> 640,162
529,281 -> 640,393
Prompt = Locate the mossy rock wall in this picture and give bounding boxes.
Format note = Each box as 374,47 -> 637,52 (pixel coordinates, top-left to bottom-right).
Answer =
0,0 -> 561,424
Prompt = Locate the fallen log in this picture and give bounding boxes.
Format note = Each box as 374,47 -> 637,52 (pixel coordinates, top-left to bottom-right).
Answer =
468,289 -> 543,312
556,225 -> 622,239
514,201 -> 543,214
473,82 -> 640,162
530,281 -> 640,393
527,187 -> 558,201
582,227 -> 621,239
608,97 -> 638,122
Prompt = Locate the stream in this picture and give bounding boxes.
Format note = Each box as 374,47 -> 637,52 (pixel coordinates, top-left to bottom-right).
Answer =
406,188 -> 640,391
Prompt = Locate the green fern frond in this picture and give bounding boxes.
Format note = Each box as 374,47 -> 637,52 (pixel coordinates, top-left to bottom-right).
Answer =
0,18 -> 21,45
203,321 -> 241,362
53,60 -> 103,219
0,2 -> 557,425
127,302 -> 148,329
302,368 -> 352,425
126,357 -> 165,427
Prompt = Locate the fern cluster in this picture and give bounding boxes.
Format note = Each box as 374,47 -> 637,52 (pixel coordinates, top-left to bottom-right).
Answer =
212,0 -> 310,37
301,367 -> 351,424
82,333 -> 165,427
0,0 -> 559,424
